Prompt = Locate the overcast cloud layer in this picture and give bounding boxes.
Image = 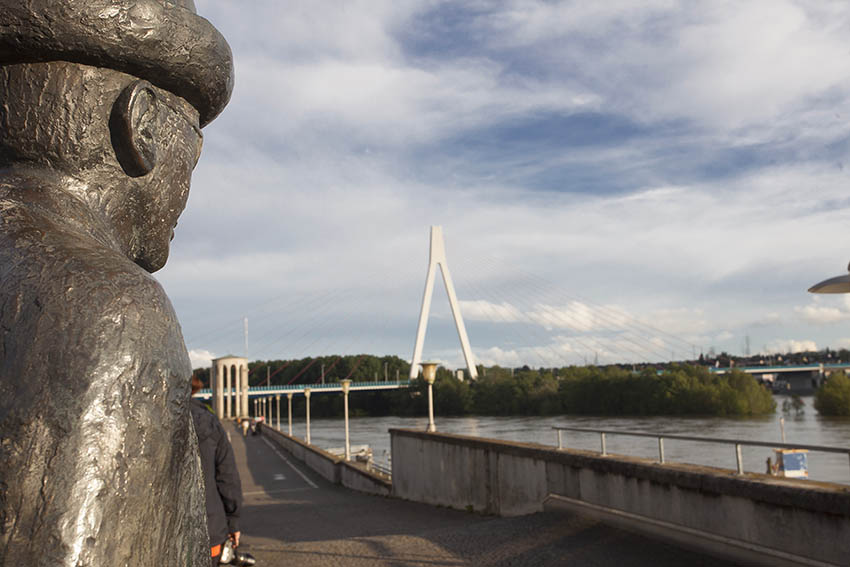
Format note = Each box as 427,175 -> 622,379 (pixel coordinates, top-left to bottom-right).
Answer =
159,1 -> 850,371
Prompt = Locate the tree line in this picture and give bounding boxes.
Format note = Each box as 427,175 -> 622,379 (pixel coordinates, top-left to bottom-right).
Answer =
195,356 -> 779,418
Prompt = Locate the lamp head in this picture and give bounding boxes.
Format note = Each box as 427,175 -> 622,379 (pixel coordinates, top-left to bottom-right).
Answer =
808,262 -> 850,294
420,362 -> 439,384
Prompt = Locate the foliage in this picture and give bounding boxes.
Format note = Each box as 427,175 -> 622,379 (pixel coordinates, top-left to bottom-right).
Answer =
814,372 -> 850,416
196,358 -> 776,418
781,395 -> 805,415
557,365 -> 775,416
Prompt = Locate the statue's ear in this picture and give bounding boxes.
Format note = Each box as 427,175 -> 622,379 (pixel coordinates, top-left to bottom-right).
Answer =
110,80 -> 159,177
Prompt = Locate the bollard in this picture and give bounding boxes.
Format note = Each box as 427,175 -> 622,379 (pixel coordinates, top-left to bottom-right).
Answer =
658,437 -> 665,464
601,432 -> 607,456
735,443 -> 743,474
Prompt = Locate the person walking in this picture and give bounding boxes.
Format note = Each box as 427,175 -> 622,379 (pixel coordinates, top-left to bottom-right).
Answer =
190,376 -> 243,565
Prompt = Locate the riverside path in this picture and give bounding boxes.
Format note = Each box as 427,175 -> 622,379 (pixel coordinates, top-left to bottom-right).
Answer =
228,422 -> 737,567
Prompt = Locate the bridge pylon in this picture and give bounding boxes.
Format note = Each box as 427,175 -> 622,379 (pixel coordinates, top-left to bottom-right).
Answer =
409,226 -> 478,380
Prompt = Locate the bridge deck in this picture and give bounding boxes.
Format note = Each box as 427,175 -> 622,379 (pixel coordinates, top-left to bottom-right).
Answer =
227,422 -> 735,566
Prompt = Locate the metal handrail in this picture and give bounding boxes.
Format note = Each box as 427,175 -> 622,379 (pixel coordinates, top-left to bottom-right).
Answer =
553,425 -> 850,478
195,380 -> 412,397
369,461 -> 392,477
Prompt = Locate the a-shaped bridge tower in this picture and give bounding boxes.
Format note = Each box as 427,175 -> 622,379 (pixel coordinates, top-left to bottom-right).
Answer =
409,226 -> 478,380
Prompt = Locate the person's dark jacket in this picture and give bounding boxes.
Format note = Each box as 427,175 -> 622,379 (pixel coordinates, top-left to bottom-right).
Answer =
190,399 -> 242,547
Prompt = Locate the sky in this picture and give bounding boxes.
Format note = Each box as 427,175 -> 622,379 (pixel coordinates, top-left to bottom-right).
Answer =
159,0 -> 850,372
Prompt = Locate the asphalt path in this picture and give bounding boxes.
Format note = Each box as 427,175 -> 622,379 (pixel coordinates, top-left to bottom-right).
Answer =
228,423 -> 738,566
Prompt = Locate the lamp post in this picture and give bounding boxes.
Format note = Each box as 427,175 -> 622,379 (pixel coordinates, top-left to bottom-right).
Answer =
421,362 -> 438,433
341,379 -> 352,461
304,388 -> 312,444
287,392 -> 293,436
275,394 -> 281,431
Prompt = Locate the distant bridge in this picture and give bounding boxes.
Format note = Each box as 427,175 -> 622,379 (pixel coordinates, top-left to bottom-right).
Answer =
192,379 -> 412,401
709,362 -> 850,375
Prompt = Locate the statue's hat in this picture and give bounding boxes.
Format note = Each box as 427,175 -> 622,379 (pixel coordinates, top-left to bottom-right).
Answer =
0,0 -> 233,127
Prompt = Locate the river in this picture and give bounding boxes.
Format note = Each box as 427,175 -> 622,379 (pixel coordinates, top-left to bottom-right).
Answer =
277,395 -> 850,485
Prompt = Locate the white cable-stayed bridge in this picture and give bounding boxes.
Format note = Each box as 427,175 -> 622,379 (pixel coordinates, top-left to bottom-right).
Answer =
180,226 -> 709,419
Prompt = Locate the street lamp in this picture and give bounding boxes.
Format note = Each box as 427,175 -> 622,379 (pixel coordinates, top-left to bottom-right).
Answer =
421,362 -> 438,433
304,388 -> 312,445
341,379 -> 352,461
809,262 -> 850,294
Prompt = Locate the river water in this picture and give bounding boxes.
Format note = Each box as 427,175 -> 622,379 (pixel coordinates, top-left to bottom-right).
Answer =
279,395 -> 850,485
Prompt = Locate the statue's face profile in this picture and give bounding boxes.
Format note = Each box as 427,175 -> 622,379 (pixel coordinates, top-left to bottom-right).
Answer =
136,90 -> 204,273
112,82 -> 204,272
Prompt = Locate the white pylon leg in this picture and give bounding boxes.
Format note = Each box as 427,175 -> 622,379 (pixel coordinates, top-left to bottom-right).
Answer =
410,264 -> 438,378
409,226 -> 478,380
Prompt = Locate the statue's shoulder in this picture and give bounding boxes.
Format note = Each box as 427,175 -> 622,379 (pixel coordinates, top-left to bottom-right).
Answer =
0,198 -> 188,372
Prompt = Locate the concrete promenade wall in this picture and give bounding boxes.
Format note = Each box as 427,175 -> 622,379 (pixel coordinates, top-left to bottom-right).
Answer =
390,428 -> 850,566
262,425 -> 391,496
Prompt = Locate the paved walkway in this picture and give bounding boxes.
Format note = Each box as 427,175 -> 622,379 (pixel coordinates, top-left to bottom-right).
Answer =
230,424 -> 737,566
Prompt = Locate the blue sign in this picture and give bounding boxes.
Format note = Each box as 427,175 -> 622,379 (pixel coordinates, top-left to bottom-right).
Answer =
780,451 -> 808,478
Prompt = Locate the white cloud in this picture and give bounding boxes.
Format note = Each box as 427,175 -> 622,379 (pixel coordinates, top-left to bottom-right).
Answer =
189,349 -> 217,370
460,300 -> 524,322
795,296 -> 850,324
766,339 -> 818,354
486,0 -> 850,131
475,346 -> 524,368
752,312 -> 782,327
714,331 -> 734,342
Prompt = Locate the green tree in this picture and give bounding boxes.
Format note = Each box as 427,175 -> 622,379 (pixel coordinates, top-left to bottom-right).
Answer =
814,372 -> 850,416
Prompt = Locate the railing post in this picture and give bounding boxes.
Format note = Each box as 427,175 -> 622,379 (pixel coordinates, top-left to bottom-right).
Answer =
658,437 -> 665,464
286,392 -> 293,436
275,395 -> 281,431
557,429 -> 563,450
735,443 -> 743,474
304,388 -> 312,445
600,432 -> 607,456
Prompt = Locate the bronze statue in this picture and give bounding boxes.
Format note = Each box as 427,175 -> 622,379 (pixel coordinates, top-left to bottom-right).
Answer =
0,1 -> 233,564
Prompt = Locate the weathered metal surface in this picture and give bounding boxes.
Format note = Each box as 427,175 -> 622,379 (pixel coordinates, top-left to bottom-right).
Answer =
0,1 -> 233,565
